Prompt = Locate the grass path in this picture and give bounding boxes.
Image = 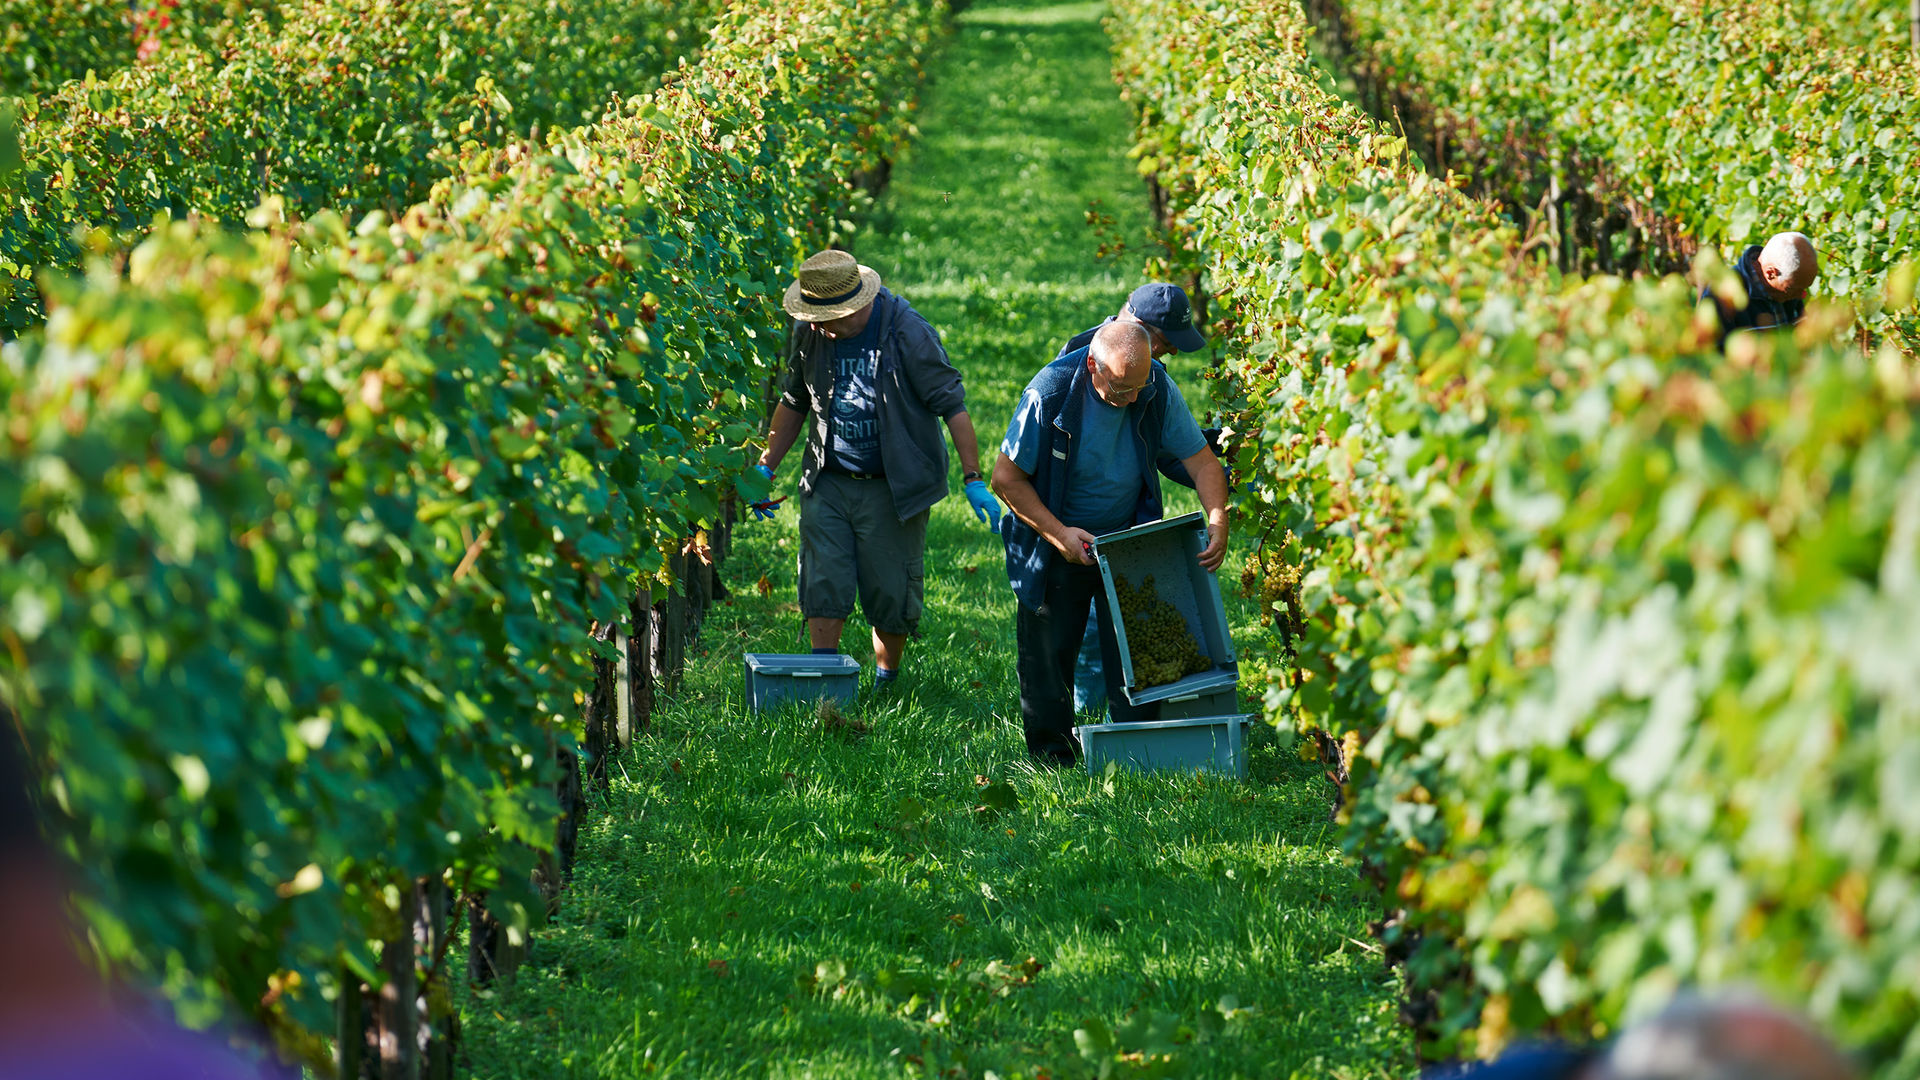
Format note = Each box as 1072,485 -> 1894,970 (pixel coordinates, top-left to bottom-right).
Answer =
460,4 -> 1411,1077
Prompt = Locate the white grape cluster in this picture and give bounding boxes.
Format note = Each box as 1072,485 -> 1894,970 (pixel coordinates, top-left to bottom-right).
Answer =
1114,574 -> 1212,688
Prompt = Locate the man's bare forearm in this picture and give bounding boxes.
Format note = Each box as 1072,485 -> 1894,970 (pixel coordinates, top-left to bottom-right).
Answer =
1186,447 -> 1229,525
944,410 -> 984,477
992,454 -> 1067,542
1181,446 -> 1230,570
761,403 -> 805,471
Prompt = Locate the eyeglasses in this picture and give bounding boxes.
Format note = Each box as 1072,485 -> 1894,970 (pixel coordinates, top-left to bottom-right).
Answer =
1089,359 -> 1148,400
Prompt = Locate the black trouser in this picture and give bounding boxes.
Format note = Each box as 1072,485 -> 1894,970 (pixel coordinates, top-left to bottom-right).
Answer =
1016,556 -> 1159,761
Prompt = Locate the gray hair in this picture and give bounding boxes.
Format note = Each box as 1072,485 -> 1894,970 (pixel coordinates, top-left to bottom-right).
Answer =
1090,320 -> 1151,374
1759,232 -> 1819,294
1597,992 -> 1856,1080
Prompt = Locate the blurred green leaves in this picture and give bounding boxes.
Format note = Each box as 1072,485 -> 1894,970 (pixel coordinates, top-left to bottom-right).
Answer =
1326,0 -> 1920,351
0,103 -> 20,177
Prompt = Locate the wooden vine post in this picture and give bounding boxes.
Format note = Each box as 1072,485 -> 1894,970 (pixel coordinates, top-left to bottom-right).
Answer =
339,877 -> 455,1080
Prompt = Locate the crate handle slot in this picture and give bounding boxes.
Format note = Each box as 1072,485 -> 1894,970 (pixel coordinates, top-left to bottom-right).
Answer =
792,671 -> 823,678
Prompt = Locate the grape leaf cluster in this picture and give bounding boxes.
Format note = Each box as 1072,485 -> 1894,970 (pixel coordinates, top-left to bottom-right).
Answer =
1113,574 -> 1213,689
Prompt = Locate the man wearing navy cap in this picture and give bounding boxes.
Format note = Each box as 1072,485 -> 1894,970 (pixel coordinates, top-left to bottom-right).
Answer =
1055,281 -> 1211,361
991,307 -> 1229,766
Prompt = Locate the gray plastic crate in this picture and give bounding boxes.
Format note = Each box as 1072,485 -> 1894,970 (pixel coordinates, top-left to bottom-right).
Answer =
1153,675 -> 1240,720
1075,714 -> 1249,779
743,653 -> 862,713
1092,512 -> 1237,708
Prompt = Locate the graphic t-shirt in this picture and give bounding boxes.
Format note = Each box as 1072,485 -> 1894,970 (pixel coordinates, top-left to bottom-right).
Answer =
1000,374 -> 1207,536
828,318 -> 885,475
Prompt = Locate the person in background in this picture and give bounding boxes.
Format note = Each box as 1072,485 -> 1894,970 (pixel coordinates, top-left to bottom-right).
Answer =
993,321 -> 1228,766
756,250 -> 1000,691
1430,991 -> 1857,1080
1052,283 -> 1216,719
1703,231 -> 1819,347
0,718 -> 290,1080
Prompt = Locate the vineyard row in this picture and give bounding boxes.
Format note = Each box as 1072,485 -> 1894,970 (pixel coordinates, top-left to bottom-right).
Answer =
1,0 -> 726,332
1,0 -> 941,1069
1111,0 -> 1919,1071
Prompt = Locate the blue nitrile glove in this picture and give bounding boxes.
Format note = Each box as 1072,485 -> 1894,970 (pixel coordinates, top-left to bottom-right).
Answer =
965,478 -> 1002,534
749,463 -> 779,521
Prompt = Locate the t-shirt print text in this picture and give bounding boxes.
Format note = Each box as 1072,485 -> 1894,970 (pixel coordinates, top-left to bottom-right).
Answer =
830,343 -> 884,473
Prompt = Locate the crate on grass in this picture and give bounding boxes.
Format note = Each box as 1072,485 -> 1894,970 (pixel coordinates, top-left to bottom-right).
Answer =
1092,511 -> 1238,708
1075,714 -> 1249,779
743,653 -> 862,713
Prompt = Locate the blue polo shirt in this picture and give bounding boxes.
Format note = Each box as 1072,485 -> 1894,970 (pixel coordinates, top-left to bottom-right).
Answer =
1002,377 -> 1206,535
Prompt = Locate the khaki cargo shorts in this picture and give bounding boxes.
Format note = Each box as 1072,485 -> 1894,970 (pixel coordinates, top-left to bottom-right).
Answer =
798,472 -> 929,636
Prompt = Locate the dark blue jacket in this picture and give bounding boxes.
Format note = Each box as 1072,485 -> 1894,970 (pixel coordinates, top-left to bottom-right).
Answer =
1702,244 -> 1806,349
1002,346 -> 1178,612
1054,319 -> 1110,362
1425,1045 -> 1593,1080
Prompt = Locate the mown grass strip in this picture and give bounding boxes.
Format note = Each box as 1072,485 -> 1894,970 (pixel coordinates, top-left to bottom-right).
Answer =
457,4 -> 1410,1077
1112,0 -> 1920,1070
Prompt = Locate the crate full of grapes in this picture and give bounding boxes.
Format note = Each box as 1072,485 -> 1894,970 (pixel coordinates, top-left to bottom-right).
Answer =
1091,511 -> 1238,708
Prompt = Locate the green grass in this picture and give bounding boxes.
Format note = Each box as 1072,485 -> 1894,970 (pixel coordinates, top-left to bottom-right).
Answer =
458,4 -> 1412,1077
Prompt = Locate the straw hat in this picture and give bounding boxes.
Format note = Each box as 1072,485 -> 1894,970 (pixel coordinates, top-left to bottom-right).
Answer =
783,249 -> 882,322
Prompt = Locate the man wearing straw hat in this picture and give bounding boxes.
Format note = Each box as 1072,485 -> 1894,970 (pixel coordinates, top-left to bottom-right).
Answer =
756,249 -> 1001,690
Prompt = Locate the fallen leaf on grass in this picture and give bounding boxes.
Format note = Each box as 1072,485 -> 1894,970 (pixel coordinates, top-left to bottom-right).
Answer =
707,959 -> 730,977
973,781 -> 1021,820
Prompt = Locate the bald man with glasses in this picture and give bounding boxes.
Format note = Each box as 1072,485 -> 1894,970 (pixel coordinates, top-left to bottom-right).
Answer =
1051,282 -> 1222,716
992,321 -> 1229,767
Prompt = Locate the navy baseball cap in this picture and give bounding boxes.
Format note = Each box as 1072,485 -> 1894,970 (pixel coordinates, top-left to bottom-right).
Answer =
1126,282 -> 1206,353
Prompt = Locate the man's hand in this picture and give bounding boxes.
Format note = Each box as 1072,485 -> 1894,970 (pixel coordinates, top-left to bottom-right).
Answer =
1197,516 -> 1227,572
748,463 -> 780,521
1053,526 -> 1099,566
964,479 -> 1003,534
